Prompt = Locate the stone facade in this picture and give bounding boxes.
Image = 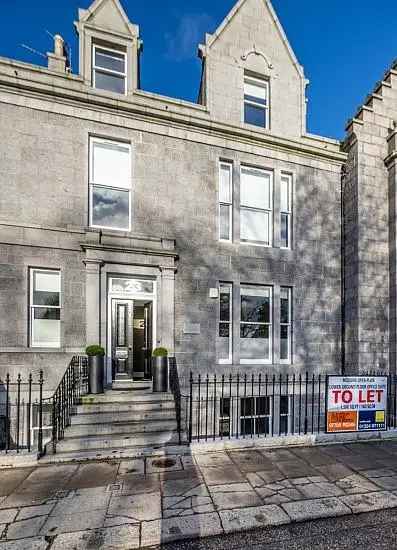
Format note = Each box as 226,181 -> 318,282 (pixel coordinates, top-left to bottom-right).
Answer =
0,0 -> 345,390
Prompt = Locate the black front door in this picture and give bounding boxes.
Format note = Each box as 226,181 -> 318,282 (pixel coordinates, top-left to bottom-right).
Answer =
111,299 -> 133,382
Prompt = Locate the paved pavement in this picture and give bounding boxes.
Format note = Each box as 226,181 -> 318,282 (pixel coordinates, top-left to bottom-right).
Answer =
0,441 -> 397,548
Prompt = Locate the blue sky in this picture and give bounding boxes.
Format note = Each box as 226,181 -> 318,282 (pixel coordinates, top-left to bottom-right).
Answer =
0,0 -> 396,140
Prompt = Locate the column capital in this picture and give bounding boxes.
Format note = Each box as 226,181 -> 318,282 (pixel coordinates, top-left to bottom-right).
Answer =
83,259 -> 104,273
159,266 -> 177,279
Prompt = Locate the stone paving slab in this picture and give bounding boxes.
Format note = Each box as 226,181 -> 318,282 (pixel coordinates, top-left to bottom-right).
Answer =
220,504 -> 290,533
141,512 -> 223,547
2,441 -> 397,548
281,497 -> 351,522
50,524 -> 140,549
341,491 -> 397,514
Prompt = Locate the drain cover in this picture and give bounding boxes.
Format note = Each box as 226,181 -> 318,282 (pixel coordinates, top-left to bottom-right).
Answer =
151,458 -> 176,469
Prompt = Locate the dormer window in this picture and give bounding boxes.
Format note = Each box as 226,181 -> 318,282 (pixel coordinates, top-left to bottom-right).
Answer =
244,75 -> 269,129
92,44 -> 127,95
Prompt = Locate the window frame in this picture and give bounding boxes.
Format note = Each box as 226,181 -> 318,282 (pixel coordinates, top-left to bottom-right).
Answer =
240,165 -> 273,247
218,161 -> 233,243
240,285 -> 273,365
92,43 -> 127,95
89,136 -> 132,232
240,396 -> 272,436
218,282 -> 233,365
280,173 -> 293,249
29,268 -> 61,349
280,287 -> 292,364
243,75 -> 270,130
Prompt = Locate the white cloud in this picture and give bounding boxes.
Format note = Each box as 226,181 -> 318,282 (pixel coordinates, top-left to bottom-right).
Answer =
165,13 -> 214,62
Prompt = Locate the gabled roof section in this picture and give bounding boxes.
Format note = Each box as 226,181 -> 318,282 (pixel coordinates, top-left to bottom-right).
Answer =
204,0 -> 304,78
77,0 -> 137,38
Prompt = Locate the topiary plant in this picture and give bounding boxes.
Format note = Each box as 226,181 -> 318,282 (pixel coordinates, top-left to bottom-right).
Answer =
86,345 -> 105,357
152,347 -> 168,358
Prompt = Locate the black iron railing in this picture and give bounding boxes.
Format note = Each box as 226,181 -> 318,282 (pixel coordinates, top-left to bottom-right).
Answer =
0,372 -> 44,454
169,357 -> 182,445
51,355 -> 88,454
185,372 -> 397,443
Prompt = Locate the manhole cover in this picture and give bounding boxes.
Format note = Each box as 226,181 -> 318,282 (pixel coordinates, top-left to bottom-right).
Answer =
151,458 -> 176,469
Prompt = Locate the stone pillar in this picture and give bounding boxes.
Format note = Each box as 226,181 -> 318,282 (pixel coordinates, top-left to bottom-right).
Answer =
159,266 -> 176,355
84,259 -> 104,346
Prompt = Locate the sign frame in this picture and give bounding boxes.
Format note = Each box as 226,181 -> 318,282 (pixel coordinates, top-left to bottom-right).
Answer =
325,375 -> 388,434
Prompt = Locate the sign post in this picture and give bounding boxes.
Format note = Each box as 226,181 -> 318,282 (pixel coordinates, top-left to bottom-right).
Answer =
326,376 -> 388,433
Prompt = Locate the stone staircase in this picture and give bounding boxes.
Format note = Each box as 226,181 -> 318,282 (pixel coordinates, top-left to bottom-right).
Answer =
43,388 -> 185,462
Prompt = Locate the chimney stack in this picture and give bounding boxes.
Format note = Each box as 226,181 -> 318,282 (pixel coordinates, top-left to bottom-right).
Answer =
47,34 -> 67,73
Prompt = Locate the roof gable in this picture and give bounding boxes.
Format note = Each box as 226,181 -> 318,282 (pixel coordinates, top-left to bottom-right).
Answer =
78,0 -> 135,37
205,0 -> 304,78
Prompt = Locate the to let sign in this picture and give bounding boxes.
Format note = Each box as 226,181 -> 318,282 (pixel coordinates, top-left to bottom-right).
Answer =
326,376 -> 388,433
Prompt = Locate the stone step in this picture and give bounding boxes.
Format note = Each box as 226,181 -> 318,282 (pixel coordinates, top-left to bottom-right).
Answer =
71,409 -> 174,425
80,391 -> 173,404
42,442 -> 189,464
75,401 -> 176,414
66,419 -> 177,438
55,430 -> 181,453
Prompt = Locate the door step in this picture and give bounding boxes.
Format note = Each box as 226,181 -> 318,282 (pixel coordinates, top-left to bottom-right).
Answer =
66,419 -> 177,438
54,430 -> 181,453
41,442 -> 189,464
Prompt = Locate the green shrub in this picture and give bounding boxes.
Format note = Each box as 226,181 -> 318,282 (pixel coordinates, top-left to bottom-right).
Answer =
152,347 -> 168,358
86,345 -> 105,357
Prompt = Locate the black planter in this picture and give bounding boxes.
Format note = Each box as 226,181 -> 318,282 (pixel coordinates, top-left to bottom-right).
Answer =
88,355 -> 104,394
152,356 -> 168,392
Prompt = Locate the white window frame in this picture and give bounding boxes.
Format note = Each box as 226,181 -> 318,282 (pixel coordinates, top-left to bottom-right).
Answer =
89,137 -> 132,232
243,75 -> 270,130
218,162 -> 233,242
280,287 -> 292,364
280,173 -> 293,249
92,44 -> 127,95
240,166 -> 273,247
218,283 -> 233,365
240,285 -> 273,365
29,268 -> 61,348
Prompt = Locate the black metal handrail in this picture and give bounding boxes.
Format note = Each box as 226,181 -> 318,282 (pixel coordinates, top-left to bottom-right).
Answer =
169,357 -> 182,445
0,372 -> 44,454
51,355 -> 88,454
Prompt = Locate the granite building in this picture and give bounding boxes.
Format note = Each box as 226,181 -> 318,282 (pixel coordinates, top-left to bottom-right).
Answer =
0,0 -> 345,393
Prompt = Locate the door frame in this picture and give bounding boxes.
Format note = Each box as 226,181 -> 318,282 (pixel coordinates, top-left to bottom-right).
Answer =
107,276 -> 157,385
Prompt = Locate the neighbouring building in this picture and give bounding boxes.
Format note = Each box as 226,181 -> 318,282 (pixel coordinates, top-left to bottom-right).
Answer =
343,61 -> 397,376
0,0 -> 346,403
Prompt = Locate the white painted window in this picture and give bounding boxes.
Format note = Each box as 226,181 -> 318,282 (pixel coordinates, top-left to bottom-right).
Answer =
219,162 -> 233,242
30,269 -> 61,348
280,173 -> 292,249
89,137 -> 131,231
280,287 -> 292,363
240,286 -> 272,364
218,283 -> 232,364
244,75 -> 269,129
92,44 -> 127,95
240,166 -> 273,246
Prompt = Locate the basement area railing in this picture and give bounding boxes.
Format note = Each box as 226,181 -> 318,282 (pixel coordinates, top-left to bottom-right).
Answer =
0,372 -> 44,454
0,356 -> 88,456
184,372 -> 397,444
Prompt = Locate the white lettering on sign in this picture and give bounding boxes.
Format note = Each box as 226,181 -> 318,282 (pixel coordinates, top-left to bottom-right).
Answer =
326,376 -> 388,433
